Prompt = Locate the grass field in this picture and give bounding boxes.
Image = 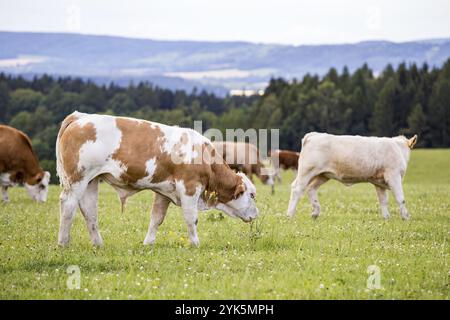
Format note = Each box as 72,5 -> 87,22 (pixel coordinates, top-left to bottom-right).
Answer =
0,149 -> 449,299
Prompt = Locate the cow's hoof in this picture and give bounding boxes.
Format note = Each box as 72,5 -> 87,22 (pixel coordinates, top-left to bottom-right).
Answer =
401,214 -> 410,221
92,240 -> 104,247
382,215 -> 390,220
58,241 -> 70,247
311,213 -> 320,219
143,238 -> 155,246
190,239 -> 200,247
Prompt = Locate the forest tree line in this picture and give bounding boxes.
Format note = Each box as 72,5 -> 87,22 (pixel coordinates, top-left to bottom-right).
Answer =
0,59 -> 449,183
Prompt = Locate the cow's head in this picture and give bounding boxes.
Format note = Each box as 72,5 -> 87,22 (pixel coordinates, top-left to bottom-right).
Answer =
260,170 -> 275,186
214,172 -> 259,222
25,171 -> 51,202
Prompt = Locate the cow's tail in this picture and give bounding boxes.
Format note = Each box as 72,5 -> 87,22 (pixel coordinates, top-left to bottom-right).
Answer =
56,111 -> 83,189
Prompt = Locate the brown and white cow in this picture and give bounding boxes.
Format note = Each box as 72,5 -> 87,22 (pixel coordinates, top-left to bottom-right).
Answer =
287,132 -> 417,220
0,125 -> 51,202
213,141 -> 274,193
56,112 -> 259,247
270,149 -> 300,183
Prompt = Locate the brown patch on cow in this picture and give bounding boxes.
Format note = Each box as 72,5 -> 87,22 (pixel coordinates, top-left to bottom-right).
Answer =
371,169 -> 384,180
59,121 -> 97,184
0,125 -> 44,185
112,118 -> 166,184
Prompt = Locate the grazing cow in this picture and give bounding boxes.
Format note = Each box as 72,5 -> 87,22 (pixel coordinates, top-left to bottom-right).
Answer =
287,132 -> 417,220
56,112 -> 259,247
0,125 -> 51,202
270,149 -> 300,183
213,141 -> 274,193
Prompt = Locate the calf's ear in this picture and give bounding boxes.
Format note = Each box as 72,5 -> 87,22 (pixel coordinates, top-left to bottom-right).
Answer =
408,134 -> 418,149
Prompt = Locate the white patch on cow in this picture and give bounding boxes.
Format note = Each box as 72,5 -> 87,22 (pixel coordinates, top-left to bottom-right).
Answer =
76,114 -> 125,180
144,158 -> 157,178
155,123 -> 210,164
135,158 -> 158,187
176,180 -> 202,246
0,173 -> 12,186
1,173 -> 13,202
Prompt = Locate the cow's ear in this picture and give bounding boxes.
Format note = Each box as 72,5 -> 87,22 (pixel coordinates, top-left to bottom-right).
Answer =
233,182 -> 246,200
408,134 -> 418,149
34,172 -> 44,184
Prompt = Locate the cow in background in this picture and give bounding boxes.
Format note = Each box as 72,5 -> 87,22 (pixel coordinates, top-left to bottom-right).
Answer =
213,141 -> 275,193
270,149 -> 300,183
0,125 -> 51,202
287,132 -> 417,220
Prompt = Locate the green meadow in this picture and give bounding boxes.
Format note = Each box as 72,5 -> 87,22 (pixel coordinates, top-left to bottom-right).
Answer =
0,149 -> 449,299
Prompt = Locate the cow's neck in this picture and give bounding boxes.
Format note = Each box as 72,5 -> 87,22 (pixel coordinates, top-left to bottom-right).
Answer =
21,154 -> 42,184
208,163 -> 239,201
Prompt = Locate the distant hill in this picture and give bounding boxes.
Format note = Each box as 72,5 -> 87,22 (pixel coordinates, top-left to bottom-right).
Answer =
1,31 -> 450,95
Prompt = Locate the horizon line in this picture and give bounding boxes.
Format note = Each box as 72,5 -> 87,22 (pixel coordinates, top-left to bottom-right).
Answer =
1,29 -> 450,47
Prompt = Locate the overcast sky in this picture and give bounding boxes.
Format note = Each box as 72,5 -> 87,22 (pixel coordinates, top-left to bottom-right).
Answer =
1,0 -> 450,45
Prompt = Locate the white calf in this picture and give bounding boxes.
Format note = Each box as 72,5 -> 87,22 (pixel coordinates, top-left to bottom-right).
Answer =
287,132 -> 417,220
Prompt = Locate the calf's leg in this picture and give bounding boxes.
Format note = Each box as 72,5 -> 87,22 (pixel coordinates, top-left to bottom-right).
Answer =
143,193 -> 170,245
78,178 -> 103,246
287,170 -> 317,217
386,174 -> 410,220
374,186 -> 390,219
307,176 -> 328,219
2,186 -> 9,202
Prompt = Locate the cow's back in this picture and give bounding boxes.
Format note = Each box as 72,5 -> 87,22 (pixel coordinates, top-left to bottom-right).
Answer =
218,142 -> 260,166
57,112 -> 214,188
301,133 -> 407,176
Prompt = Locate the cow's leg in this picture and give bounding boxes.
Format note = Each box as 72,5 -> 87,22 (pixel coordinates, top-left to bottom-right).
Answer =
58,186 -> 84,246
375,186 -> 390,219
307,176 -> 328,219
143,193 -> 170,245
287,170 -> 317,217
180,191 -> 200,247
386,174 -> 410,220
2,186 -> 9,202
273,163 -> 282,184
78,178 -> 103,246
276,170 -> 282,184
